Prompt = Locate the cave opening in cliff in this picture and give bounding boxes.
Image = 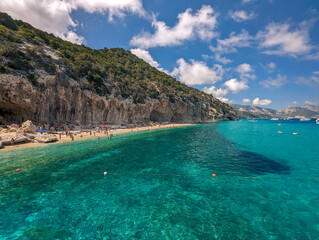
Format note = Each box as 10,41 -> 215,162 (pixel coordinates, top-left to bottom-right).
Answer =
0,103 -> 29,124
150,109 -> 169,122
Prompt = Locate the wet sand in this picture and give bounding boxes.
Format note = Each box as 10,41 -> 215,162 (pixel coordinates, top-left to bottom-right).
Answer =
0,124 -> 193,152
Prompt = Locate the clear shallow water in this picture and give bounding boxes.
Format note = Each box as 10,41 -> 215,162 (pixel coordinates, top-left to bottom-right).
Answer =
0,120 -> 318,239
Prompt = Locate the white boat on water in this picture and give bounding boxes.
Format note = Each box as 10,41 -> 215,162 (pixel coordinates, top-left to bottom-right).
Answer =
300,118 -> 311,121
316,118 -> 319,124
271,118 -> 279,121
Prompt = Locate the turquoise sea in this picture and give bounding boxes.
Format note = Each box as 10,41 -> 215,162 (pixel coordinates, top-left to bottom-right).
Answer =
0,120 -> 319,239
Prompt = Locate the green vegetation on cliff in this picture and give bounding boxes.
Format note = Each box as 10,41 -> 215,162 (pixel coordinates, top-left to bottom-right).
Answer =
0,12 -> 236,117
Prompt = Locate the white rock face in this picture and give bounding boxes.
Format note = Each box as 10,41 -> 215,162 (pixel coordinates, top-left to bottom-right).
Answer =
8,127 -> 18,132
19,120 -> 37,133
9,124 -> 19,129
0,74 -> 237,125
0,133 -> 29,145
34,135 -> 58,143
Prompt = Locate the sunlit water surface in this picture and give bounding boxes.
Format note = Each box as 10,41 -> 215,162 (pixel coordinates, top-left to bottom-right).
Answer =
0,120 -> 318,239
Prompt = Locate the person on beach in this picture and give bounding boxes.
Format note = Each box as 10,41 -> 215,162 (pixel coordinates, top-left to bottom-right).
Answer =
11,138 -> 15,145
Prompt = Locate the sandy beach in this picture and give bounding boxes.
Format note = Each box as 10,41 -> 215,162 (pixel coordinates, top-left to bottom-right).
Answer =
0,123 -> 193,152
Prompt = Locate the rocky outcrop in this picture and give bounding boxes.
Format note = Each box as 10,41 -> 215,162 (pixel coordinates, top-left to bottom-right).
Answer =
0,119 -> 57,146
8,127 -> 18,132
34,135 -> 58,143
0,132 -> 29,145
19,120 -> 37,133
0,74 -> 237,125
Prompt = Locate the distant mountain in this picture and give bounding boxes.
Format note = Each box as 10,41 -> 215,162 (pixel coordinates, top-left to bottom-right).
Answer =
232,104 -> 319,119
277,105 -> 319,118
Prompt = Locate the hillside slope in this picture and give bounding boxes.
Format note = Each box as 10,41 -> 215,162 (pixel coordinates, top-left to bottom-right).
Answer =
0,12 -> 237,125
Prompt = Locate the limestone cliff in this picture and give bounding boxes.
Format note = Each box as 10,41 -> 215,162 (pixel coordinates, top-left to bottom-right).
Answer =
0,73 -> 237,125
0,12 -> 238,125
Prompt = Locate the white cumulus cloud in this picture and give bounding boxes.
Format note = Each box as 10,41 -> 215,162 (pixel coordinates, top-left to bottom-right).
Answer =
237,63 -> 253,73
257,22 -> 312,57
210,29 -> 254,54
171,59 -> 224,86
253,98 -> 272,106
260,74 -> 288,88
236,63 -> 256,80
261,62 -> 277,73
210,29 -> 254,64
215,54 -> 233,64
224,78 -> 249,93
130,5 -> 218,49
203,86 -> 228,98
0,0 -> 145,44
243,98 -> 251,103
203,86 -> 232,103
130,48 -> 160,68
228,10 -> 256,22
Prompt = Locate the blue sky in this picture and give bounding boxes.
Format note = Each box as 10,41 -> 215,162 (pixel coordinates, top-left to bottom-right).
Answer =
1,0 -> 319,109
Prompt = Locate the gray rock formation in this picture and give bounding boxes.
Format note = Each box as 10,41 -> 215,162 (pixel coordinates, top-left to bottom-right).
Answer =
34,135 -> 58,143
19,120 -> 37,133
8,127 -> 18,132
0,74 -> 237,125
0,133 -> 29,145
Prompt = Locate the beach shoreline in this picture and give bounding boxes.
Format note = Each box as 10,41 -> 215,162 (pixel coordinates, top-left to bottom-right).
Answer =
0,123 -> 193,152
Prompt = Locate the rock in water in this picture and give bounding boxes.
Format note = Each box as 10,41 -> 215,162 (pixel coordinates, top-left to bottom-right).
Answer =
19,120 -> 37,133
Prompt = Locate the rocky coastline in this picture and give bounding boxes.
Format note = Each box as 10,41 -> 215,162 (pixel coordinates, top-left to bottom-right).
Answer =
0,120 -> 58,149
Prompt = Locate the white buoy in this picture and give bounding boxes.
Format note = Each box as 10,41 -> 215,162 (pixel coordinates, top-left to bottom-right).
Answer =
104,171 -> 107,175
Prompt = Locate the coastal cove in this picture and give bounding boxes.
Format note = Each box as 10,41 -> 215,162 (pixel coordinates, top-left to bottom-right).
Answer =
0,120 -> 318,239
0,123 -> 192,152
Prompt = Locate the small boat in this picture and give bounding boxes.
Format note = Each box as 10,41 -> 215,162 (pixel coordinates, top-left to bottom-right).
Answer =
300,118 -> 311,121
316,119 -> 319,124
271,118 -> 279,121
